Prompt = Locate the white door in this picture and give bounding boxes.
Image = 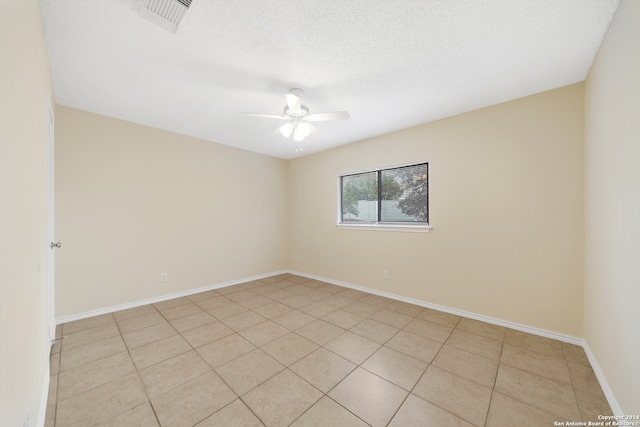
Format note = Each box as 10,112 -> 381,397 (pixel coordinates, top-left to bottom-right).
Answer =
46,99 -> 57,344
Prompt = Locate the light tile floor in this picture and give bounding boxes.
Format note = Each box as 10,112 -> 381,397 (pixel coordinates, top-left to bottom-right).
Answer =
45,274 -> 612,426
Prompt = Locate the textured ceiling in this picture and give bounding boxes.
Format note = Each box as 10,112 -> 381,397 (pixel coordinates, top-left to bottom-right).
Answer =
40,0 -> 620,159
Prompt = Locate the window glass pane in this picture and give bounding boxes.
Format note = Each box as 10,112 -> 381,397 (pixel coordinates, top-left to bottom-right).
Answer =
380,163 -> 428,223
341,171 -> 378,222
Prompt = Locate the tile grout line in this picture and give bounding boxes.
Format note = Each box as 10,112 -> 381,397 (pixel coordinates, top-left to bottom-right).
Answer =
565,345 -> 586,421
393,315 -> 470,427
483,334 -> 506,427
112,311 -> 164,427
49,275 -> 609,427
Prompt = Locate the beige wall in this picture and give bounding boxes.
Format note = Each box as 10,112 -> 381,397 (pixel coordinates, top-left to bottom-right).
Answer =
0,1 -> 53,426
3,0 -> 636,418
288,84 -> 585,337
55,106 -> 288,317
584,0 -> 640,414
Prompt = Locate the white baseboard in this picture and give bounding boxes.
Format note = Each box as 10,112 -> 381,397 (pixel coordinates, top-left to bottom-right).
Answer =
582,342 -> 623,416
288,270 -> 623,414
59,267 -> 585,345
289,269 -> 582,345
54,268 -> 621,416
56,270 -> 288,324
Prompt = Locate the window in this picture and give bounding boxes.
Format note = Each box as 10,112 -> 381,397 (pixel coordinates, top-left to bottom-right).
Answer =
339,162 -> 429,227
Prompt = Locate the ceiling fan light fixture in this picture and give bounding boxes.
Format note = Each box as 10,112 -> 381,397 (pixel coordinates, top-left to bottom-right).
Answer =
293,122 -> 311,141
279,122 -> 294,138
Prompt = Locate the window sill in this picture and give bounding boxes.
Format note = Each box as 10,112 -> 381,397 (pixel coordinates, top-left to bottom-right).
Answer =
336,223 -> 431,233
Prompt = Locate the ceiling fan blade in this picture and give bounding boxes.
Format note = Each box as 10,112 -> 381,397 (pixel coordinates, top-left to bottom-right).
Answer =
306,111 -> 350,122
242,112 -> 287,120
285,93 -> 302,115
305,121 -> 325,136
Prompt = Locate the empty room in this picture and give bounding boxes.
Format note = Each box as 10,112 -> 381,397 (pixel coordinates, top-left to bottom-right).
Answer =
1,0 -> 639,426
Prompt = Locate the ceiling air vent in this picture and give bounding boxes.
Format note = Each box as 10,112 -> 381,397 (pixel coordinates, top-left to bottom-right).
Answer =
139,0 -> 193,33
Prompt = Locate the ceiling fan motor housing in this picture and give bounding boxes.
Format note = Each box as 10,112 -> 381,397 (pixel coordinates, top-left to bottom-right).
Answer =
284,105 -> 309,119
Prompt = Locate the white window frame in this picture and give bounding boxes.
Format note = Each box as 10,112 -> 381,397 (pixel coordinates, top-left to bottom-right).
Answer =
336,161 -> 431,233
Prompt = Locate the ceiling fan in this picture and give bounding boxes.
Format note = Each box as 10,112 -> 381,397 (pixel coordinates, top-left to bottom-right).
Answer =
242,88 -> 350,150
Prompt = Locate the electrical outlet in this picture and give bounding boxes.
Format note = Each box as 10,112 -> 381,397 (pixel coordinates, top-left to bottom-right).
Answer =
160,273 -> 168,283
383,270 -> 390,280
